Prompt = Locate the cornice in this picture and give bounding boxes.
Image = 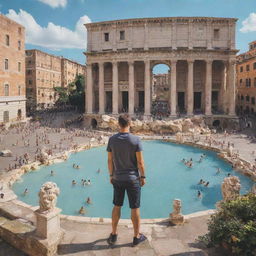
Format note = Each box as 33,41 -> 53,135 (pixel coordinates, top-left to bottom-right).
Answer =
85,17 -> 238,30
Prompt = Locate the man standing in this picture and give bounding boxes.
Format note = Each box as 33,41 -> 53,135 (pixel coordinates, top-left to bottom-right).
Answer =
107,114 -> 147,246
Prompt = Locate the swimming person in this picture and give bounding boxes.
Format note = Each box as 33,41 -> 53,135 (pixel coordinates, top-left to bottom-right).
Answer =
107,114 -> 147,246
197,190 -> 202,198
50,170 -> 54,176
23,188 -> 28,195
79,206 -> 85,215
72,180 -> 76,185
86,197 -> 92,204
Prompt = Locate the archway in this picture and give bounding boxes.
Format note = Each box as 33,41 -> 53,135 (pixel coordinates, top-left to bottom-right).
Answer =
17,109 -> 22,120
212,119 -> 220,127
91,118 -> 97,129
152,64 -> 170,118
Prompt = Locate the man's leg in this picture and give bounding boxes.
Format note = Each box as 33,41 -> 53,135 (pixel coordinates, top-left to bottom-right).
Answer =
111,205 -> 121,235
131,208 -> 140,238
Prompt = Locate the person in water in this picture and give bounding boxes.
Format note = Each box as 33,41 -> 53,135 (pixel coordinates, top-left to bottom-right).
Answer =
79,206 -> 85,215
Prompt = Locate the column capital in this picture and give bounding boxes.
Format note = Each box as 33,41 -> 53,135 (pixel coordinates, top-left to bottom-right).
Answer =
86,63 -> 92,68
112,61 -> 118,67
144,59 -> 150,65
206,59 -> 213,64
98,62 -> 104,67
171,59 -> 178,65
228,59 -> 236,66
128,60 -> 134,66
187,59 -> 194,64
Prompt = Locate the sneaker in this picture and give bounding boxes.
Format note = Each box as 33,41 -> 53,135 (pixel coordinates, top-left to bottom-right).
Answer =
132,233 -> 147,246
107,233 -> 117,245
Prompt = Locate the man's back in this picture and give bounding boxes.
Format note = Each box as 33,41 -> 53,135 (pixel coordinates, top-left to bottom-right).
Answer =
107,132 -> 142,181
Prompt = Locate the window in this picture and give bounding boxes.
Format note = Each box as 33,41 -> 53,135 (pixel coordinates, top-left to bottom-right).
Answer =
239,79 -> 243,86
3,111 -> 9,123
254,62 -> 256,70
246,95 -> 250,102
18,27 -> 22,34
4,84 -> 9,96
27,70 -> 32,75
28,80 -> 32,85
254,78 -> 256,87
18,85 -> 21,96
18,62 -> 21,72
18,41 -> 21,50
252,97 -> 255,105
240,66 -> 243,72
241,95 -> 244,101
249,78 -> 251,87
120,31 -> 125,40
213,29 -> 220,40
246,64 -> 250,71
4,59 -> 8,70
104,33 -> 109,42
5,35 -> 9,46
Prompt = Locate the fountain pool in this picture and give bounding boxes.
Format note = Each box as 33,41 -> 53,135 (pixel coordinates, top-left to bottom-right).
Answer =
12,140 -> 253,219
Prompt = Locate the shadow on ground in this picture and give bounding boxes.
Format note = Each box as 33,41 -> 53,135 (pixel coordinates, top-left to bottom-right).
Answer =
58,238 -> 132,254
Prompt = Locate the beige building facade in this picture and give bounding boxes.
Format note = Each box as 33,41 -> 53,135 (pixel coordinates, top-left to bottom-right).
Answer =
85,17 -> 238,118
236,41 -> 256,115
26,51 -> 86,111
0,14 -> 26,124
61,58 -> 86,88
26,49 -> 62,110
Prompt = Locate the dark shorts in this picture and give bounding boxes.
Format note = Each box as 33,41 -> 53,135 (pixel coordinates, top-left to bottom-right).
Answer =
112,179 -> 141,209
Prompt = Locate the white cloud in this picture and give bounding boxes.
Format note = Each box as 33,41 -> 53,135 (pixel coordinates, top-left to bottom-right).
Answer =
240,13 -> 256,33
6,9 -> 91,50
38,0 -> 67,8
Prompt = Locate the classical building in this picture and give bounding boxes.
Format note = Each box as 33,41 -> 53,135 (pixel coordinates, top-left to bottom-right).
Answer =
85,17 -> 238,119
0,14 -> 26,124
236,41 -> 256,115
26,49 -> 62,110
61,58 -> 86,88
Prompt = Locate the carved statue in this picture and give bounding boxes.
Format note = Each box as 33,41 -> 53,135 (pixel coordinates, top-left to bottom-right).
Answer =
170,199 -> 184,225
38,147 -> 49,164
221,176 -> 241,201
251,184 -> 256,194
38,182 -> 60,213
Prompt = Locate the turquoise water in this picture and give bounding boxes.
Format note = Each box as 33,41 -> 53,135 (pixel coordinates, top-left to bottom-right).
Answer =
12,140 -> 253,219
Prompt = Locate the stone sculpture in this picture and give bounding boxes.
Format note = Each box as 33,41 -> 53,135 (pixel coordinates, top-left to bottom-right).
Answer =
170,199 -> 184,225
221,176 -> 241,201
38,182 -> 60,213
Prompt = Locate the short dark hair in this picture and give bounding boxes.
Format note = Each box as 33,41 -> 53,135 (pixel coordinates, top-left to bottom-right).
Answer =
118,114 -> 131,128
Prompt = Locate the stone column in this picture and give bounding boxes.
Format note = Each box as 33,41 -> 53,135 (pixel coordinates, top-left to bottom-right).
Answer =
112,61 -> 119,115
86,63 -> 93,114
228,59 -> 236,116
205,60 -> 213,115
98,62 -> 105,114
128,61 -> 134,115
144,60 -> 151,116
187,60 -> 194,115
170,60 -> 177,116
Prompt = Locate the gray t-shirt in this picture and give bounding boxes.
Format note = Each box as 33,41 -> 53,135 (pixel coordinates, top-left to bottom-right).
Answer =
107,132 -> 143,181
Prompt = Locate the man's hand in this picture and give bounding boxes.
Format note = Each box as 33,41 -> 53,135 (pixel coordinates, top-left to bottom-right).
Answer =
140,178 -> 146,187
110,177 -> 113,184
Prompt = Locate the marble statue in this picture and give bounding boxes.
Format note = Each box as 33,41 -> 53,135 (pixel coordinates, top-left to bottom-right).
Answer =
38,182 -> 60,213
170,199 -> 184,225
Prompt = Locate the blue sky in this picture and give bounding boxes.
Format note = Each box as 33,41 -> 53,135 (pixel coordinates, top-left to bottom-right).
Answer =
1,0 -> 256,73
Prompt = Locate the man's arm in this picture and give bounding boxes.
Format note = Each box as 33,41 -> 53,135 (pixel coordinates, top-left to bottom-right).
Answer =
108,152 -> 114,184
136,151 -> 146,186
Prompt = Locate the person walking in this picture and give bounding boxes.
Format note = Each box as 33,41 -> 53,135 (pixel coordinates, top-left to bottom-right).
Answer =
107,114 -> 147,246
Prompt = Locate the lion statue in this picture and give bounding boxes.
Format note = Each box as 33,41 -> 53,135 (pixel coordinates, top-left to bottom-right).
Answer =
221,176 -> 241,201
38,182 -> 60,213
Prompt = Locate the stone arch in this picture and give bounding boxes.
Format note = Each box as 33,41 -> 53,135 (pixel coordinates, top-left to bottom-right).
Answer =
91,118 -> 98,129
151,63 -> 170,117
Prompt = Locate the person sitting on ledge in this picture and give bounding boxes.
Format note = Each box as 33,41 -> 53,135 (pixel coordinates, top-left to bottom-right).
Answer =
86,197 -> 92,204
79,206 -> 85,215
